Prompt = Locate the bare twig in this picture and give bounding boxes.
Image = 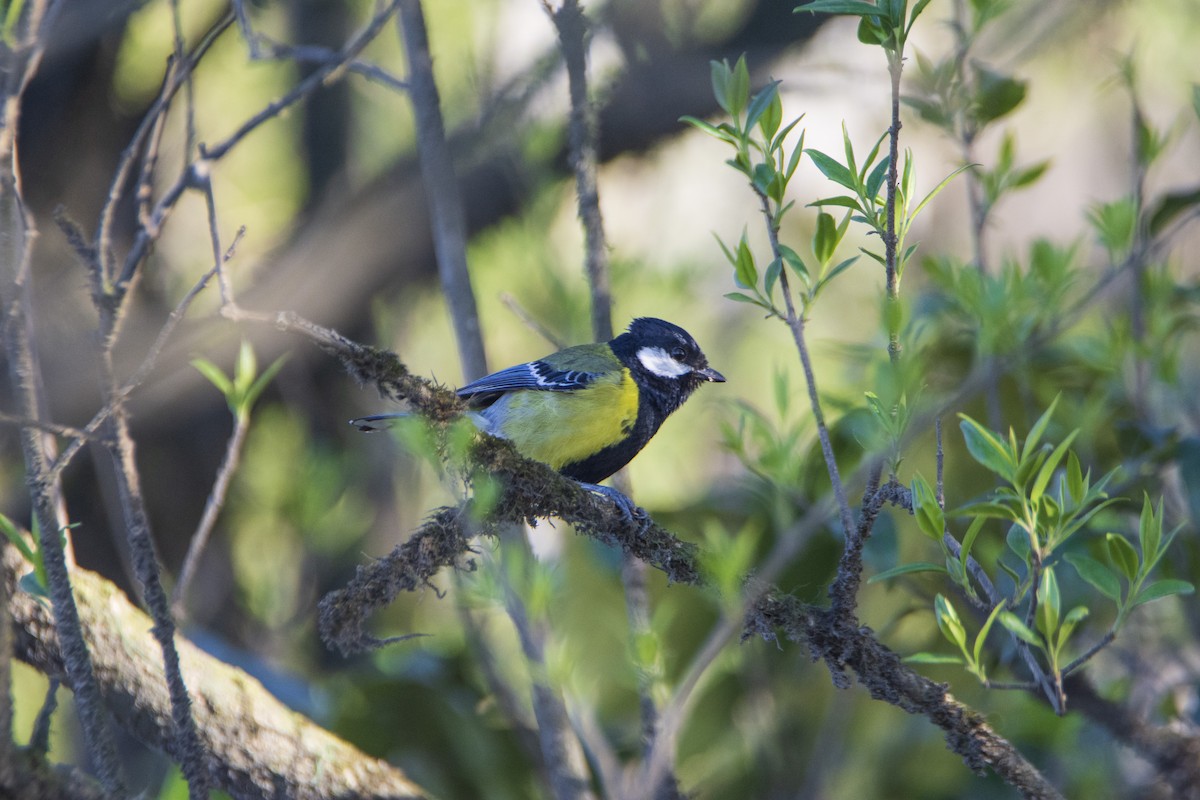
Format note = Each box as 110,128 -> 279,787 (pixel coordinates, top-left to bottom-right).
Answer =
98,11 -> 234,291
761,190 -> 856,545
500,292 -> 568,349
97,398 -> 210,797
120,1 -> 402,291
172,412 -> 249,617
397,0 -> 487,380
0,1 -> 127,792
498,534 -> 596,800
28,678 -> 59,756
549,0 -> 612,342
883,49 -> 903,363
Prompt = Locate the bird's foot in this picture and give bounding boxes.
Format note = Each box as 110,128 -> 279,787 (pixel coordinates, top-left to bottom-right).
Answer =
577,482 -> 649,528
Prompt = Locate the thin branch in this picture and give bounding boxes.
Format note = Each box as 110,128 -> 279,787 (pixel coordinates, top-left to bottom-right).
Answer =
44,253 -> 225,488
232,0 -> 408,91
0,413 -> 100,442
120,1 -> 402,291
500,292 -> 569,349
28,678 -> 59,756
762,191 -> 856,542
1065,674 -> 1200,797
565,697 -> 626,800
172,412 -> 249,617
98,10 -> 234,291
883,48 -> 903,363
0,1 -> 127,791
550,0 -> 612,342
97,399 -> 210,797
397,0 -> 487,380
498,533 -> 596,800
1061,631 -> 1116,677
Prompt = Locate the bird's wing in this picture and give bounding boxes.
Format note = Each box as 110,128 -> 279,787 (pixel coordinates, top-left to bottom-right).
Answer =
457,344 -> 617,399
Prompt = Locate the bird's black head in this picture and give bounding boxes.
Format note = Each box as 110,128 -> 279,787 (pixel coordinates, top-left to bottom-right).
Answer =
611,318 -> 725,403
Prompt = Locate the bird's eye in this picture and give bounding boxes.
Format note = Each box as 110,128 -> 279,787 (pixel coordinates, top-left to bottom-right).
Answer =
670,347 -> 686,361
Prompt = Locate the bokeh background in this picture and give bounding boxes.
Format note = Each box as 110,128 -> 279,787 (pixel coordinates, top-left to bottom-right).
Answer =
5,0 -> 1200,797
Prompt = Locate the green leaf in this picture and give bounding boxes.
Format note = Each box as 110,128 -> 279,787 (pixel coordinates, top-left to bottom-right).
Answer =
763,257 -> 783,299
1147,186 -> 1200,237
746,80 -> 782,133
997,557 -> 1022,586
778,244 -> 810,278
1057,605 -> 1089,654
1063,605 -> 1089,625
1106,533 -> 1139,582
192,358 -> 233,398
856,13 -> 890,46
998,611 -> 1041,646
1087,197 -> 1137,258
954,500 -> 1019,522
0,513 -> 36,566
972,64 -> 1026,124
1130,579 -> 1195,608
1037,566 -> 1060,639
680,115 -> 739,145
934,593 -> 967,651
710,59 -> 732,116
813,212 -> 838,265
868,561 -> 947,583
1065,553 -> 1121,601
1006,523 -> 1031,560
724,292 -> 763,307
233,340 -> 257,398
1065,451 -> 1085,507
1138,493 -> 1162,567
817,256 -> 858,292
785,128 -> 807,179
752,163 -> 777,197
958,415 -> 1016,481
906,0 -> 933,32
809,195 -> 865,212
762,89 -> 785,140
796,0 -> 892,17
910,164 -> 973,222
19,571 -> 50,599
1021,394 -> 1060,462
911,475 -> 945,541
960,515 -> 986,569
242,353 -> 288,414
1029,430 -> 1078,508
865,155 -> 890,202
903,652 -> 965,665
973,601 -> 1006,666
728,55 -> 751,118
1011,161 -> 1049,189
734,235 -> 758,289
805,148 -> 857,191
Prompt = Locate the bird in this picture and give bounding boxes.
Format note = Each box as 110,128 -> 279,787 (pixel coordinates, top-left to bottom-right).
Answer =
352,317 -> 725,518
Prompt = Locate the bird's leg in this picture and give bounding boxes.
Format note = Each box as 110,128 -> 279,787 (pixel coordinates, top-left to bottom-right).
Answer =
577,482 -> 649,528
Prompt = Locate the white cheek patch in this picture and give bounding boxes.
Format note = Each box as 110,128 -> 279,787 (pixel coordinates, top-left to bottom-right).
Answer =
637,346 -> 692,378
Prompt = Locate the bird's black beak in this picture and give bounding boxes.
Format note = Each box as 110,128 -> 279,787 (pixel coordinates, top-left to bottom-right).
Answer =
696,366 -> 726,383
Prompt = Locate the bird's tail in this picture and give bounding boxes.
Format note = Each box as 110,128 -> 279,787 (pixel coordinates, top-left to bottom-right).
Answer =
351,411 -> 494,435
348,413 -> 409,432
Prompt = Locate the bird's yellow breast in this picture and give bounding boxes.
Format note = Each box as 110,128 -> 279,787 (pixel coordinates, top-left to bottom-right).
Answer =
496,368 -> 638,469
